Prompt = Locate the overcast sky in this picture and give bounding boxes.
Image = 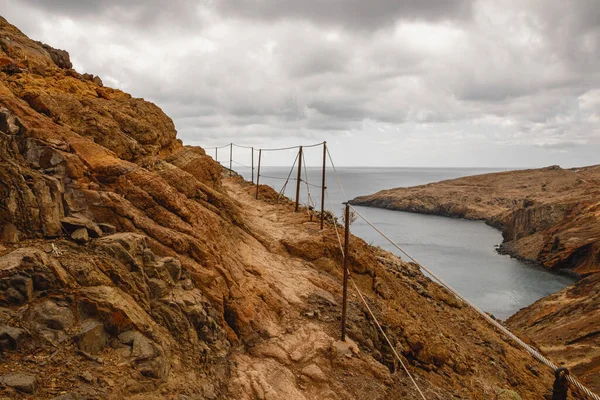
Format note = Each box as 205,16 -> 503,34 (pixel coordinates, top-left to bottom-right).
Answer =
2,1 -> 599,167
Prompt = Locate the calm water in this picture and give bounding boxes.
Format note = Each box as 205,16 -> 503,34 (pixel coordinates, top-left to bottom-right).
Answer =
233,166 -> 575,320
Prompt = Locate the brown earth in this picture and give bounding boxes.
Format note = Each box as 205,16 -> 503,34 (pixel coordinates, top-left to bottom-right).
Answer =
0,15 -> 573,399
350,165 -> 600,393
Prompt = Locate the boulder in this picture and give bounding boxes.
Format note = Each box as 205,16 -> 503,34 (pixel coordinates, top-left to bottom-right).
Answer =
0,373 -> 36,394
0,107 -> 20,135
0,248 -> 70,298
61,216 -> 103,238
147,278 -> 168,299
71,227 -> 89,243
28,300 -> 75,343
30,300 -> 76,331
162,257 -> 181,281
76,320 -> 109,353
0,324 -> 25,349
301,364 -> 327,382
0,222 -> 20,243
118,330 -> 157,360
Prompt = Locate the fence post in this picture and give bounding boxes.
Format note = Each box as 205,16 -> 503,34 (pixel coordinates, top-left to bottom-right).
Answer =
229,143 -> 233,177
255,149 -> 262,199
251,147 -> 255,184
295,146 -> 303,212
320,141 -> 327,230
341,202 -> 350,341
215,147 -> 218,161
552,367 -> 569,400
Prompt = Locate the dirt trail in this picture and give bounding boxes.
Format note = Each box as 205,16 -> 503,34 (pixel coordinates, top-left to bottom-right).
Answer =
221,178 -> 422,399
218,178 -> 557,400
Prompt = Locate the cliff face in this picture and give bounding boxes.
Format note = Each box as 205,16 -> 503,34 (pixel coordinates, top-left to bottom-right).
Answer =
350,166 -> 600,391
0,16 -> 562,399
350,165 -> 600,275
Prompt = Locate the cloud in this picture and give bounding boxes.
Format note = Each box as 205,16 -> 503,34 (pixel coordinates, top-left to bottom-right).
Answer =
1,0 -> 599,167
215,0 -> 474,30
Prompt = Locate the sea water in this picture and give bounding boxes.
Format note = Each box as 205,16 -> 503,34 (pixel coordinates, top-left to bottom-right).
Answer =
233,166 -> 575,320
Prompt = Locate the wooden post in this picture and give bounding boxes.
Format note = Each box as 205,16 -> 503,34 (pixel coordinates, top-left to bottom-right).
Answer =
295,146 -> 303,212
255,149 -> 262,199
251,147 -> 255,184
229,143 -> 233,177
341,202 -> 350,341
320,141 -> 327,230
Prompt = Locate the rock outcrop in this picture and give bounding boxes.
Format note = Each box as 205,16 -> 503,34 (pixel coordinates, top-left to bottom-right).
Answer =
0,15 -> 567,399
350,165 -> 600,392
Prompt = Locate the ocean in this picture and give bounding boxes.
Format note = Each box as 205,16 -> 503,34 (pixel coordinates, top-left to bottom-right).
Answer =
232,166 -> 575,320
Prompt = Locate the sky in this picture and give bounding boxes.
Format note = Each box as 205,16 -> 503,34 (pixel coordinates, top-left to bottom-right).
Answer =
1,1 -> 599,167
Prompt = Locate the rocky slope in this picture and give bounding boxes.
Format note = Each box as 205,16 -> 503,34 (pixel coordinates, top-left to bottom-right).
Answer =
0,16 -> 569,399
350,165 -> 600,393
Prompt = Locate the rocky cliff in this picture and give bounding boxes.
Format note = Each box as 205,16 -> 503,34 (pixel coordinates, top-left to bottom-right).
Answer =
350,165 -> 600,392
0,16 -> 566,399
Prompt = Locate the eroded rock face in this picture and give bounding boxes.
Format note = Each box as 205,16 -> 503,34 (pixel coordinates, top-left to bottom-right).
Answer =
0,234 -> 230,398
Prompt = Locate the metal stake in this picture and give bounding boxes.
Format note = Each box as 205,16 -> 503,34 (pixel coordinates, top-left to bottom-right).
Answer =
320,141 -> 327,230
215,147 -> 218,161
229,143 -> 233,177
341,202 -> 350,341
251,147 -> 255,184
255,149 -> 262,199
294,146 -> 303,212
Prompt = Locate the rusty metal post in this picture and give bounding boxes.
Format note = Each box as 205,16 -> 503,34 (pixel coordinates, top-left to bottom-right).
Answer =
251,147 -> 254,184
320,141 -> 327,230
229,143 -> 233,177
552,367 -> 569,400
255,149 -> 262,199
294,146 -> 303,212
341,202 -> 350,341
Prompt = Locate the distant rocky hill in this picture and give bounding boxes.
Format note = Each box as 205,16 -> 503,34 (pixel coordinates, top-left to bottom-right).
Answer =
0,15 -> 578,399
351,165 -> 600,391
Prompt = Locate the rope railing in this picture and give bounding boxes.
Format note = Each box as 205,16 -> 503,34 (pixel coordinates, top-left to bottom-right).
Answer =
323,147 -> 599,400
211,142 -> 327,224
259,175 -> 298,181
325,189 -> 427,399
210,141 -> 324,152
349,205 -> 599,400
208,139 -> 600,399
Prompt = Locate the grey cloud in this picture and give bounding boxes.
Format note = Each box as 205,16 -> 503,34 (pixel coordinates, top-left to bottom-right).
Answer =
17,0 -> 203,30
2,0 -> 600,167
216,0 -> 473,30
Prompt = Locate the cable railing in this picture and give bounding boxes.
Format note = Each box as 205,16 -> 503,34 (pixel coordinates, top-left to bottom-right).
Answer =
205,140 -> 599,400
211,141 -> 329,229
